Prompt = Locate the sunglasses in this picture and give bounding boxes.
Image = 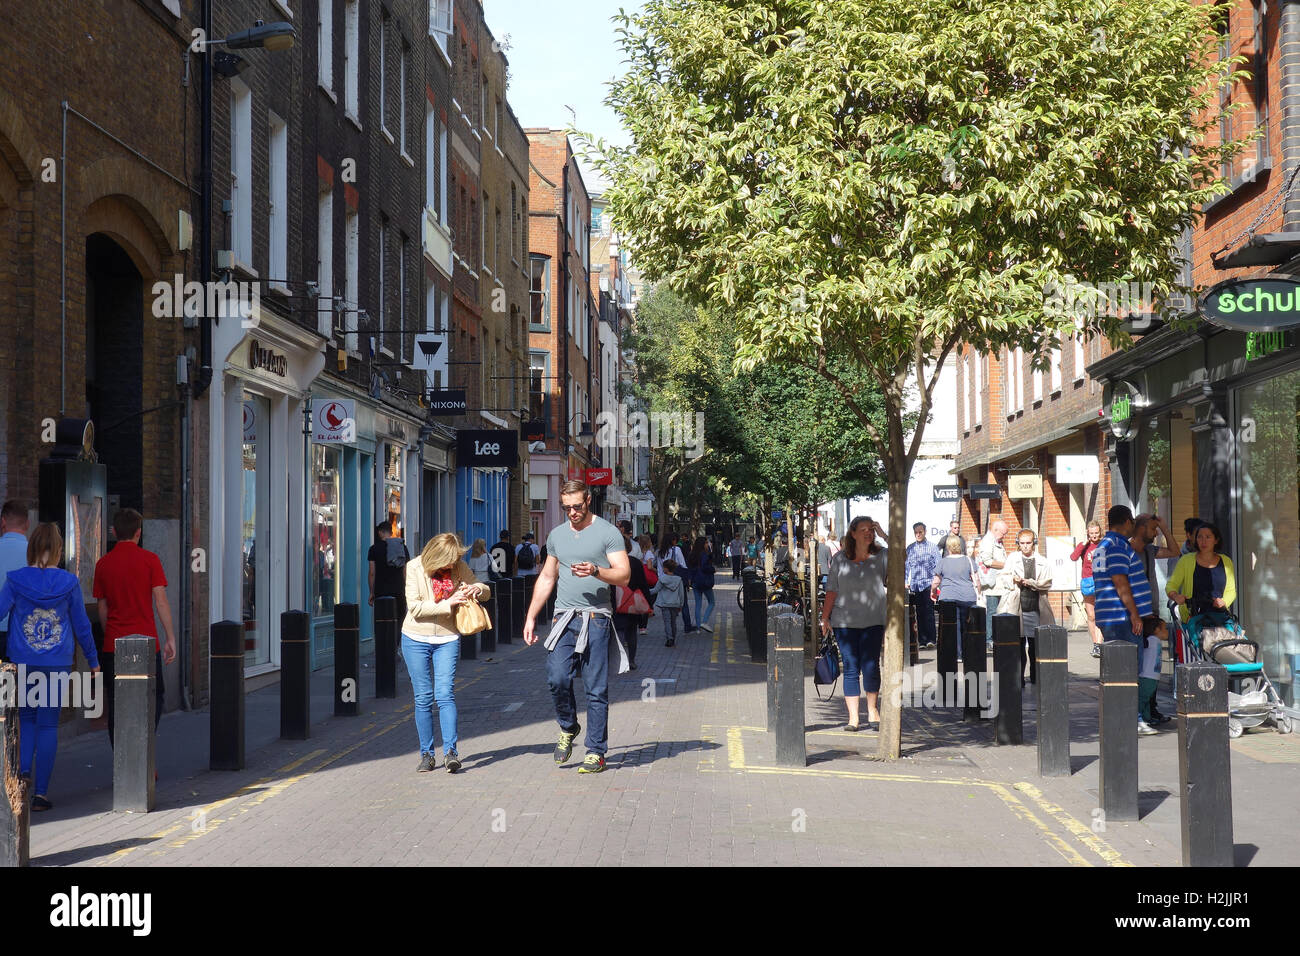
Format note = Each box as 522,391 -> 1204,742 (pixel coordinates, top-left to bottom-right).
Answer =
562,503 -> 587,512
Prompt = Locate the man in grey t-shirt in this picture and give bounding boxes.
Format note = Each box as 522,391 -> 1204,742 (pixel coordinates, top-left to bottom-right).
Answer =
523,480 -> 630,774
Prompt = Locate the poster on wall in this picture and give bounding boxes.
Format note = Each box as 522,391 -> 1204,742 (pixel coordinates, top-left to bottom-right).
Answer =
1045,536 -> 1080,592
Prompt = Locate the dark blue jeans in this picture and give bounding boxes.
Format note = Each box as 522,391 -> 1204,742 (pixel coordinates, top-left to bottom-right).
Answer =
833,625 -> 885,697
546,614 -> 612,756
910,590 -> 936,645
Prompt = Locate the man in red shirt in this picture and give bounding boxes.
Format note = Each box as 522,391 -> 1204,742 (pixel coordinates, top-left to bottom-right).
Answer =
93,508 -> 177,745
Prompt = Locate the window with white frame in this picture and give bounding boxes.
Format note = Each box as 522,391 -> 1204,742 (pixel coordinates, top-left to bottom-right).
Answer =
1073,315 -> 1086,382
1050,338 -> 1063,393
1033,353 -> 1043,404
425,103 -> 437,212
964,357 -> 972,433
268,113 -> 287,288
230,80 -> 252,266
400,43 -> 409,154
317,186 -> 334,337
438,119 -> 448,225
344,0 -> 359,118
379,13 -> 388,135
378,216 -> 388,352
529,350 -> 548,422
495,205 -> 502,273
1014,346 -> 1024,411
344,208 -> 359,347
481,190 -> 488,271
530,257 -> 550,330
974,351 -> 982,426
429,0 -> 451,56
510,183 -> 518,263
399,233 -> 408,360
318,0 -> 333,93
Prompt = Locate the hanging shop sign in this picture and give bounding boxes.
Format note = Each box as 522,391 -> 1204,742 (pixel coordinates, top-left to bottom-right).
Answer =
313,399 -> 356,443
1200,277 -> 1300,332
585,468 -> 613,486
1106,380 -> 1144,441
1054,455 -> 1099,484
967,483 -> 1000,500
427,389 -> 467,416
523,418 -> 547,442
1007,473 -> 1043,499
933,485 -> 962,503
456,429 -> 518,467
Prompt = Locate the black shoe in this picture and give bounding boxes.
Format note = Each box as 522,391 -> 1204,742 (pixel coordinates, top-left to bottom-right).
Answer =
445,751 -> 462,773
555,724 -> 581,764
629,661 -> 638,671
417,753 -> 436,773
665,639 -> 675,647
31,795 -> 52,812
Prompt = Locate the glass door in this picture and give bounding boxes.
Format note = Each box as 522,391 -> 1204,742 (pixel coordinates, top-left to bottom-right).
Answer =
241,391 -> 272,666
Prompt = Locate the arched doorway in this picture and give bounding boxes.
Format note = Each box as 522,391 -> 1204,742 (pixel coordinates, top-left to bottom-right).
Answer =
85,233 -> 144,512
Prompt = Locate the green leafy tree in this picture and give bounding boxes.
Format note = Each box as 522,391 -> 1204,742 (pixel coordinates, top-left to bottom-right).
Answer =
594,0 -> 1247,756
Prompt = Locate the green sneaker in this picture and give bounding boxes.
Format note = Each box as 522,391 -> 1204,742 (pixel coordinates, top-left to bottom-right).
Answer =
577,753 -> 606,774
554,724 -> 581,764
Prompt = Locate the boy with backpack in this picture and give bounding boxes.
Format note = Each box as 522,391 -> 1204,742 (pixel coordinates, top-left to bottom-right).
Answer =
515,532 -> 540,577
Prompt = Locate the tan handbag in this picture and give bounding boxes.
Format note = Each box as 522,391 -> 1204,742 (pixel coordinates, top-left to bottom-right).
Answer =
453,595 -> 492,635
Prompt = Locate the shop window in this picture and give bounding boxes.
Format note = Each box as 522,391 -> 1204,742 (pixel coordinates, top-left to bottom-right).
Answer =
385,444 -> 404,532
1135,410 -> 1199,611
313,444 -> 342,617
1237,369 -> 1300,701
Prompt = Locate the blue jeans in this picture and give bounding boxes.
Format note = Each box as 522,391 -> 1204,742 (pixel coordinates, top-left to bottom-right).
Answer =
401,635 -> 460,756
694,586 -> 715,626
545,614 -> 612,756
984,594 -> 1001,644
833,626 -> 885,697
20,665 -> 67,797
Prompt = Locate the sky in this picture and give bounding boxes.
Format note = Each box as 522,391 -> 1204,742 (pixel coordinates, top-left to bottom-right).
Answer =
482,0 -> 646,182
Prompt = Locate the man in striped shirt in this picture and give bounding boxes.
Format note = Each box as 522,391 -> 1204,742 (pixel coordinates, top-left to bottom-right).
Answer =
1091,504 -> 1151,645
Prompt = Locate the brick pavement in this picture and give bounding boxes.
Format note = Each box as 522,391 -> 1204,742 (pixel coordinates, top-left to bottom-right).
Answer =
27,581 -> 1300,866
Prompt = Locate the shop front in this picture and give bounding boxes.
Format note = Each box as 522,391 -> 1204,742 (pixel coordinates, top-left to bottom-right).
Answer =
211,310 -> 326,679
455,429 -> 515,552
1092,316 -> 1300,706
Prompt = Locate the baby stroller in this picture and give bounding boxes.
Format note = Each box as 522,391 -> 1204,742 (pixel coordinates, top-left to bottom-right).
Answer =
1172,599 -> 1293,738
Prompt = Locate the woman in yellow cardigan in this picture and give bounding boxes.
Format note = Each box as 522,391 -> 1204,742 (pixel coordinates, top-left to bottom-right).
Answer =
402,533 -> 491,774
1165,522 -> 1236,622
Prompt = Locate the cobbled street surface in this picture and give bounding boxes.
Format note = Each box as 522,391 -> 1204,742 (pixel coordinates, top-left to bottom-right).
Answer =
28,582 -> 1300,867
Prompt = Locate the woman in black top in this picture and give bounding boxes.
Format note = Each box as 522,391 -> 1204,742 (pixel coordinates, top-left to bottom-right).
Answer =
614,534 -> 654,670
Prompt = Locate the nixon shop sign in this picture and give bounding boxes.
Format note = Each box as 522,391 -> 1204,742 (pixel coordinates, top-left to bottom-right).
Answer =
427,389 -> 467,416
456,429 -> 518,467
1201,277 -> 1300,332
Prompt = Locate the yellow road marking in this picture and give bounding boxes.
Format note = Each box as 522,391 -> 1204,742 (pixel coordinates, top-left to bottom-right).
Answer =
719,724 -> 1130,868
725,620 -> 736,664
1012,782 -> 1133,867
711,628 -> 720,664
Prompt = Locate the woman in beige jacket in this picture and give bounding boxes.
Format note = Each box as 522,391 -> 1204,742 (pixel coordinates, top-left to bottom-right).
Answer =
997,530 -> 1054,685
402,533 -> 491,773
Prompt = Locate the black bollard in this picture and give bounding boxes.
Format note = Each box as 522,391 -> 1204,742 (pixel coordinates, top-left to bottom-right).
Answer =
744,571 -> 767,663
113,636 -> 156,810
334,603 -> 361,717
963,606 -> 988,721
210,622 -> 245,771
773,613 -> 806,767
1099,640 -> 1139,822
992,613 -> 1023,745
374,596 -> 398,698
515,576 -> 529,634
936,602 -> 959,707
1035,625 -> 1070,776
765,603 -> 789,732
478,583 -> 497,654
906,593 -> 920,666
280,611 -> 311,740
495,580 -> 513,645
0,662 -> 29,866
1177,661 -> 1233,866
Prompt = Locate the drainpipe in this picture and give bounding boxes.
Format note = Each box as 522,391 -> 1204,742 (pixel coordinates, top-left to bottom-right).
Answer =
194,0 -> 214,398
1281,0 -> 1300,230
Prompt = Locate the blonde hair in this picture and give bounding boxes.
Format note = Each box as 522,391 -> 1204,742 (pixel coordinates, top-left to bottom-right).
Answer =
27,523 -> 63,568
1087,519 -> 1102,533
471,538 -> 487,558
945,537 -> 964,555
421,533 -> 471,577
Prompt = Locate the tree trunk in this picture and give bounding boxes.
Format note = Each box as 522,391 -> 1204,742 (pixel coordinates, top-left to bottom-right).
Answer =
877,409 -> 911,761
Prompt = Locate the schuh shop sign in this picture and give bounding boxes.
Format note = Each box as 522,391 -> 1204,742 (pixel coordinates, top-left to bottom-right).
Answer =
1201,277 -> 1300,332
